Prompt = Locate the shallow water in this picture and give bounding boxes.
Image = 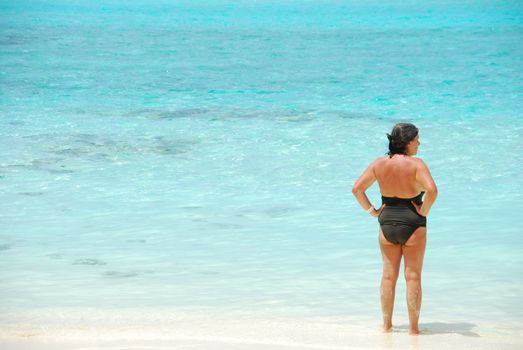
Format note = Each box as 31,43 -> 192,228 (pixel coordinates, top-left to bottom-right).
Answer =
1,0 -> 522,342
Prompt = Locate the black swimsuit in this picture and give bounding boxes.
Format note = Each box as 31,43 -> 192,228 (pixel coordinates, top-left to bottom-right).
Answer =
378,192 -> 426,245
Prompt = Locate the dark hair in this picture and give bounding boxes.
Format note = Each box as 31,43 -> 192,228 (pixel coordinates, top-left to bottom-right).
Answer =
386,123 -> 419,157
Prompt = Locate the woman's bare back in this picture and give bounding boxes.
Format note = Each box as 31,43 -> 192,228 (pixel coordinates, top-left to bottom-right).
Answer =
374,155 -> 424,198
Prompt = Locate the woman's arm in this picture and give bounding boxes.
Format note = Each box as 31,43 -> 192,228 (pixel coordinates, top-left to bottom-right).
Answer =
352,159 -> 384,217
413,159 -> 438,216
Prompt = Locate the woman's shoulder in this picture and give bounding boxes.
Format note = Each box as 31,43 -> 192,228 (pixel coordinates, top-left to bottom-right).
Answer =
373,155 -> 426,168
370,156 -> 388,167
411,157 -> 428,166
373,156 -> 389,163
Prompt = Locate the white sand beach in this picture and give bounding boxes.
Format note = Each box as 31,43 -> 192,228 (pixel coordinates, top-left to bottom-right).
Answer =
1,309 -> 521,350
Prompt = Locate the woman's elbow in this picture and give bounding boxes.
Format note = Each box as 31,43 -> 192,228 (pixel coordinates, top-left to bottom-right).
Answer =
352,186 -> 363,196
426,185 -> 438,196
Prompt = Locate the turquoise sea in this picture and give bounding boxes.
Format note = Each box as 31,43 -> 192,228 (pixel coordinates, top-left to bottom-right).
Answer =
1,0 -> 522,346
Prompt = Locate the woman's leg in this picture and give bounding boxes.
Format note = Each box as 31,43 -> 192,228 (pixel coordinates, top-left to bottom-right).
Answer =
402,227 -> 427,335
379,229 -> 402,332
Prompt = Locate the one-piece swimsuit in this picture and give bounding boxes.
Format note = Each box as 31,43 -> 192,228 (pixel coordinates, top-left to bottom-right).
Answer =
378,192 -> 426,245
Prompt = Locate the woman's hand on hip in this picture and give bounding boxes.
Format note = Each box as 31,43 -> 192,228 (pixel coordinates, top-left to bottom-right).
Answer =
371,204 -> 385,217
411,201 -> 426,217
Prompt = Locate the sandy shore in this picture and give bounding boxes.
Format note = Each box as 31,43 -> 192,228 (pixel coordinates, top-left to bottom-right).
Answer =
1,310 -> 522,350
2,332 -> 523,350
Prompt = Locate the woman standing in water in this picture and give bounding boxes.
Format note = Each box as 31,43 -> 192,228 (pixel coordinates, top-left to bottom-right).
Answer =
352,123 -> 438,335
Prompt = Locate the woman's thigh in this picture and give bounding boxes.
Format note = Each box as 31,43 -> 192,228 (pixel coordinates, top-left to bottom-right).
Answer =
402,227 -> 427,277
379,229 -> 402,277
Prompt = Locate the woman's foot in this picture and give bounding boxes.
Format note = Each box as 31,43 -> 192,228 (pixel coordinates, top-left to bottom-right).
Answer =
408,327 -> 420,335
382,323 -> 393,333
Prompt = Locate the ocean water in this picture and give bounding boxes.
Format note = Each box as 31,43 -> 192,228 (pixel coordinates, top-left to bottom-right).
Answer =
1,0 -> 522,344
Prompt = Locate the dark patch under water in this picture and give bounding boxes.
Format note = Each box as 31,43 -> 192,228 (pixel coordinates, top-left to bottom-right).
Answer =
126,107 -> 211,120
102,271 -> 138,278
125,239 -> 147,243
18,191 -> 46,196
0,244 -> 11,251
2,133 -> 201,176
212,222 -> 243,229
72,258 -> 108,266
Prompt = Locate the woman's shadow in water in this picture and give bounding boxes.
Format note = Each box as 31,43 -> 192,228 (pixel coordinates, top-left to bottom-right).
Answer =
397,322 -> 480,337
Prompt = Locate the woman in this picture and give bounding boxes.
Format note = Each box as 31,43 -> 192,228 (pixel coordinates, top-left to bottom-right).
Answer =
352,123 -> 437,335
